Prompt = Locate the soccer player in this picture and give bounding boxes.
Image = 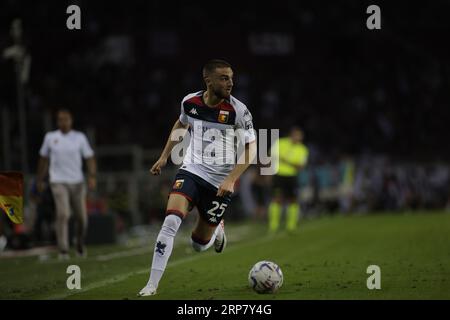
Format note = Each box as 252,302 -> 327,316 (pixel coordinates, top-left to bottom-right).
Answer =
139,59 -> 256,296
268,126 -> 308,233
36,109 -> 97,259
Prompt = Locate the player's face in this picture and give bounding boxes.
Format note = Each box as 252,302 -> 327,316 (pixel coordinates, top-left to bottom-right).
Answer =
290,129 -> 303,143
209,67 -> 234,99
57,112 -> 73,132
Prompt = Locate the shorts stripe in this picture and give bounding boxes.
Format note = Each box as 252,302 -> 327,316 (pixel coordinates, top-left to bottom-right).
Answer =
166,209 -> 186,220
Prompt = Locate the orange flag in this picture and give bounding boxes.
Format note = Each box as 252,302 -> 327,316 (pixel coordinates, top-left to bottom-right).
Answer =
0,172 -> 24,224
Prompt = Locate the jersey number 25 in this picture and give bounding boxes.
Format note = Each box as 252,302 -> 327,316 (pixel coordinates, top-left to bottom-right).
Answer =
207,201 -> 228,219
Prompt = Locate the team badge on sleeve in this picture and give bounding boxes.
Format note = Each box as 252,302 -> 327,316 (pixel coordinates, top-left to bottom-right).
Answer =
173,179 -> 184,189
218,110 -> 229,123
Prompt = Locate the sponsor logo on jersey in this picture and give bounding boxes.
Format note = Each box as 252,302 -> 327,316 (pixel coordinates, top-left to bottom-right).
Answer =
218,110 -> 229,123
173,179 -> 184,189
190,108 -> 199,115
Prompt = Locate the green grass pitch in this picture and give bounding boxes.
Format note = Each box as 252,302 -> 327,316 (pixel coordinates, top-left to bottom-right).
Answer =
1,211 -> 449,299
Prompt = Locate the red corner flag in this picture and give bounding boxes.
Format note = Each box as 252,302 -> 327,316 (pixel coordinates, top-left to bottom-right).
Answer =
0,172 -> 24,224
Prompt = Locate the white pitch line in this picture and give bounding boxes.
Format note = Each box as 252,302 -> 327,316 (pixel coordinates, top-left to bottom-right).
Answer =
45,254 -> 205,300
45,231 -> 283,300
95,247 -> 152,262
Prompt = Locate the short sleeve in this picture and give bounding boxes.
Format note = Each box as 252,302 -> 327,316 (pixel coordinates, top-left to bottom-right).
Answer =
236,106 -> 256,144
39,133 -> 50,157
80,133 -> 94,159
179,99 -> 188,125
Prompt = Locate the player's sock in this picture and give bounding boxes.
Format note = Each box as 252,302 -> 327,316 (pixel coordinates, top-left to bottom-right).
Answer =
286,203 -> 300,231
191,227 -> 219,252
147,213 -> 182,289
268,201 -> 282,233
149,269 -> 163,288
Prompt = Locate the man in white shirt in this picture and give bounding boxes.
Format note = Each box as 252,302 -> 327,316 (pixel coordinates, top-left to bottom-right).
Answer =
36,109 -> 97,259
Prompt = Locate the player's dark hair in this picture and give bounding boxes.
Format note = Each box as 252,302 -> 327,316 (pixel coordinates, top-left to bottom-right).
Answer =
290,126 -> 303,135
202,59 -> 232,77
56,108 -> 73,117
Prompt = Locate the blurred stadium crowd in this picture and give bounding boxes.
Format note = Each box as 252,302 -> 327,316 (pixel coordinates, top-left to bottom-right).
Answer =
1,1 -> 450,248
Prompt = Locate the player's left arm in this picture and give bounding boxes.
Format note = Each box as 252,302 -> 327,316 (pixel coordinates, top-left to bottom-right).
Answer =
81,133 -> 97,190
85,156 -> 97,190
217,141 -> 257,197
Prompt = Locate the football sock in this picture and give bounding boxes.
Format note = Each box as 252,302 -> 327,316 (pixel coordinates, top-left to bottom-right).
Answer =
148,213 -> 182,289
286,202 -> 300,231
149,269 -> 163,288
191,226 -> 219,252
268,201 -> 282,233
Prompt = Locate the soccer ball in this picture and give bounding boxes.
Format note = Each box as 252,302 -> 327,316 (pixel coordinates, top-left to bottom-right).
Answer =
248,260 -> 283,294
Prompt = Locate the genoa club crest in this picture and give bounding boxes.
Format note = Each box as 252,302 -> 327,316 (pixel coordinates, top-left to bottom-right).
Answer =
173,179 -> 184,189
218,110 -> 229,123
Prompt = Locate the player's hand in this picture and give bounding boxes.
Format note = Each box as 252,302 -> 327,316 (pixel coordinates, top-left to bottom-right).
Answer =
217,178 -> 235,197
150,157 -> 167,175
36,180 -> 46,193
88,176 -> 97,190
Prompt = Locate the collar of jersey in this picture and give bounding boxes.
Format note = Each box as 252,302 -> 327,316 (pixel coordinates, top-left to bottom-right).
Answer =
58,129 -> 73,136
200,90 -> 231,109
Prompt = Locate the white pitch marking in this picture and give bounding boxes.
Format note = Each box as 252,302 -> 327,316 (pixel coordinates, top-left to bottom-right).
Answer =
45,230 -> 283,300
95,247 -> 152,262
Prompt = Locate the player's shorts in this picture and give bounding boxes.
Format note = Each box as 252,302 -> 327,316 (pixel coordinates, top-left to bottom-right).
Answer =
272,175 -> 298,199
169,169 -> 232,226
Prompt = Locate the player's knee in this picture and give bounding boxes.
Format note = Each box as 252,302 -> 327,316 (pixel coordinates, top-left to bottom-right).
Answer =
57,213 -> 70,223
161,214 -> 182,237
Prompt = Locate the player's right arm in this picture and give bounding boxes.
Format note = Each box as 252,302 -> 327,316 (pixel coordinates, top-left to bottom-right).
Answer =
150,119 -> 189,175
